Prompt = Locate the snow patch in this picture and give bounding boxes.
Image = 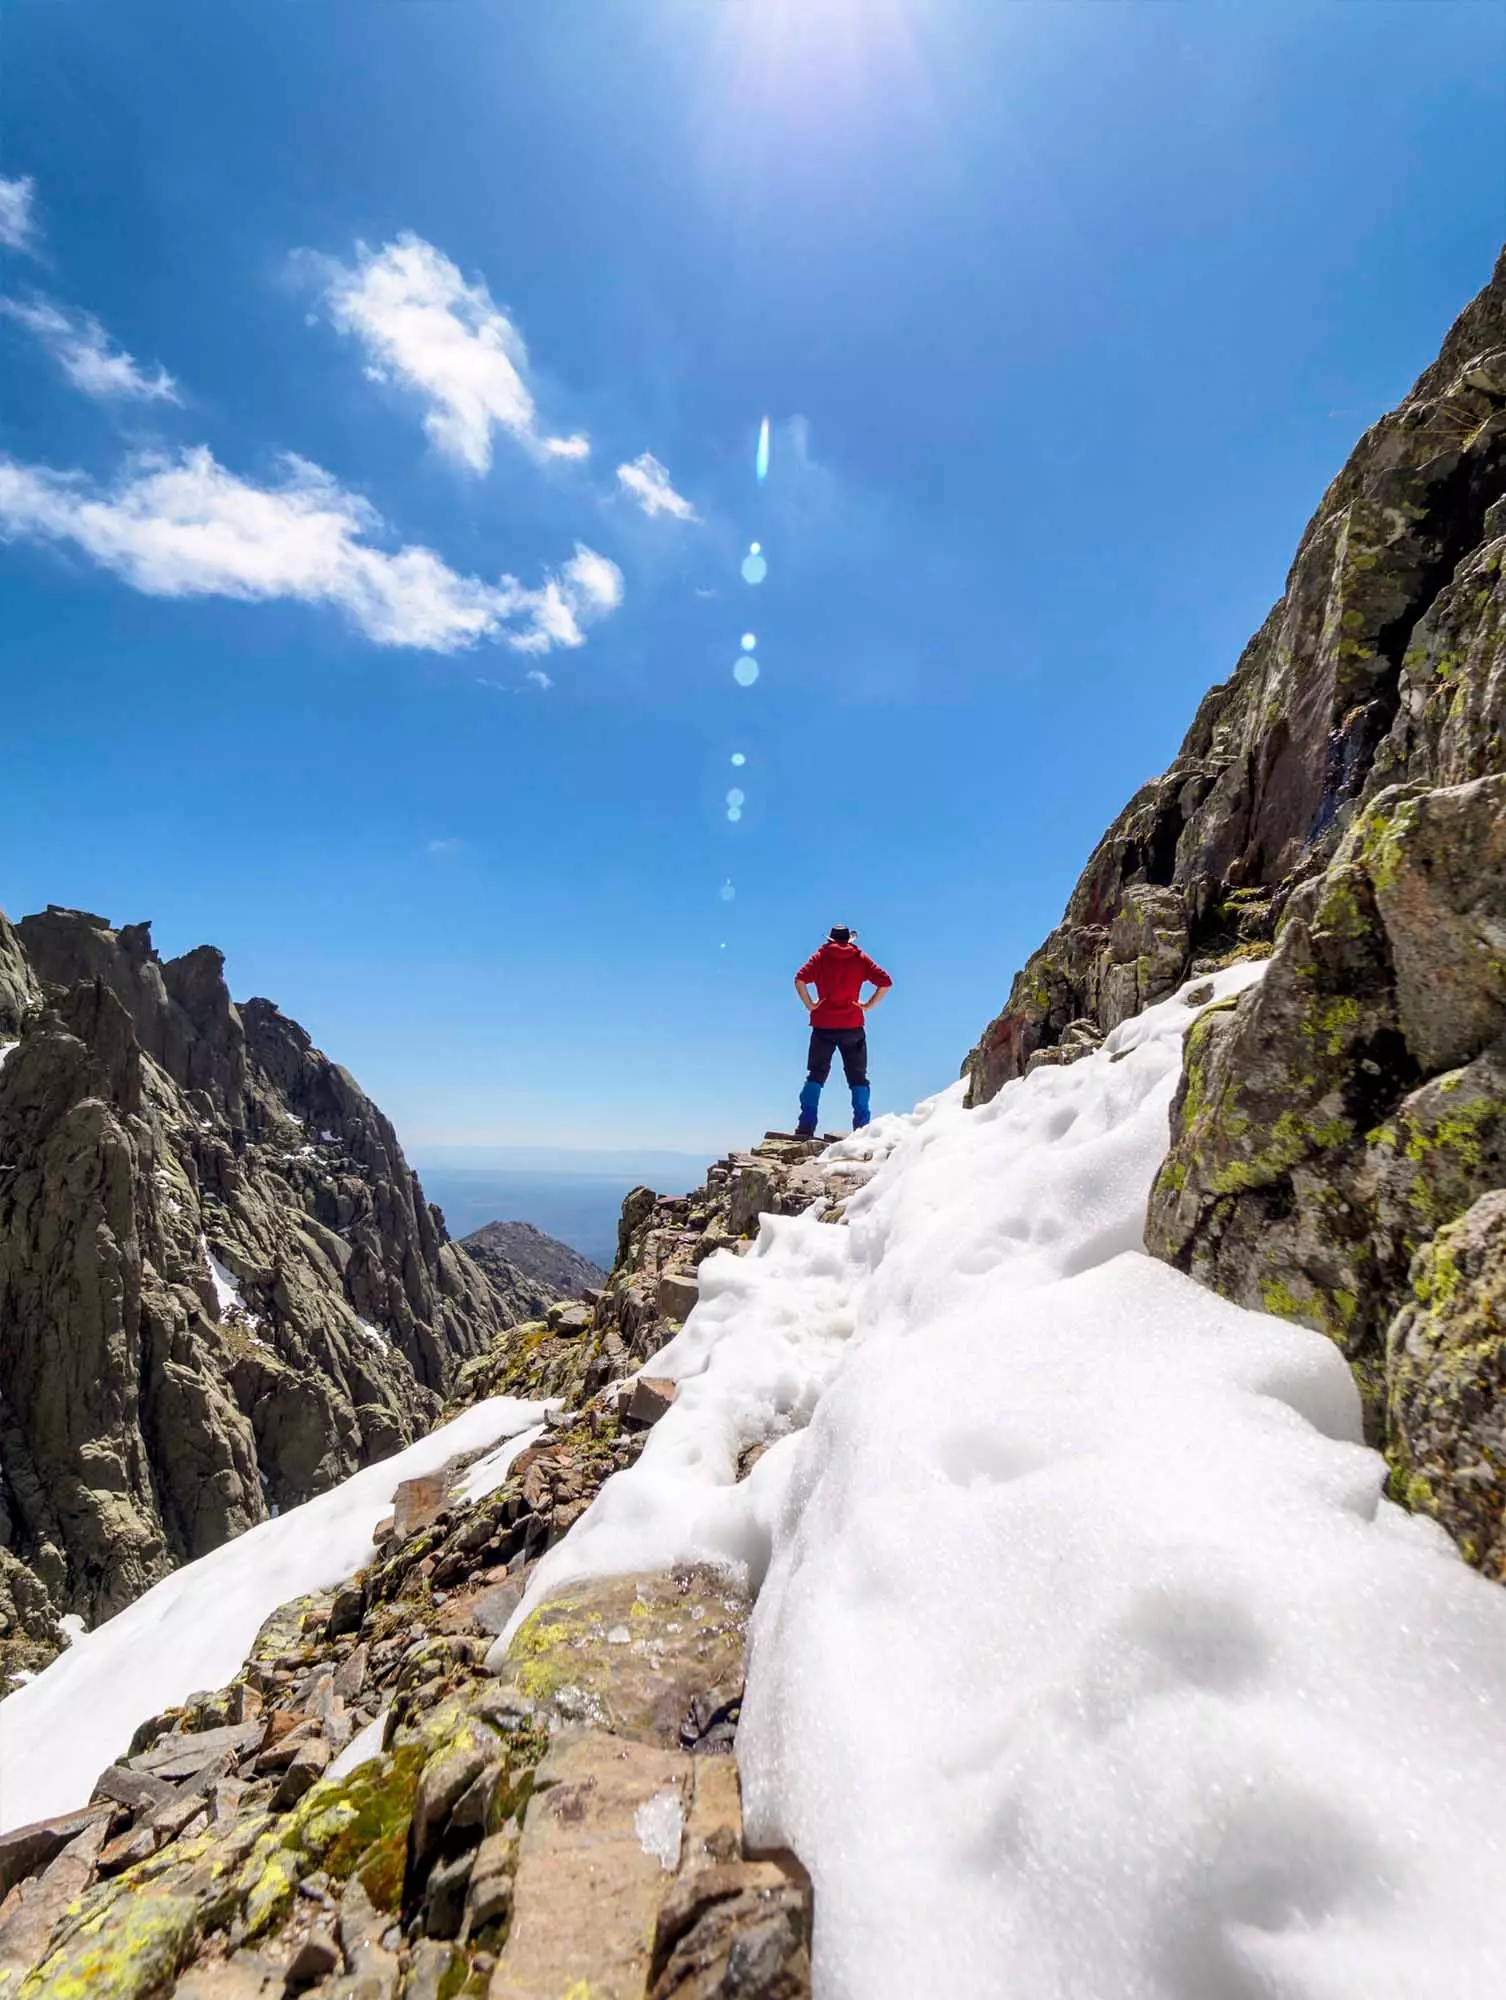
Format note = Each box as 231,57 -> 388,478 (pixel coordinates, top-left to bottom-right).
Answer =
484,962 -> 1506,1995
203,1241 -> 259,1328
327,1706 -> 391,1782
0,1394 -> 549,1832
634,1788 -> 684,1871
457,1421 -> 552,1505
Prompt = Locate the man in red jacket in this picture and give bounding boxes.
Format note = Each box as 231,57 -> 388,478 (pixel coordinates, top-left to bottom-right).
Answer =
793,926 -> 893,1138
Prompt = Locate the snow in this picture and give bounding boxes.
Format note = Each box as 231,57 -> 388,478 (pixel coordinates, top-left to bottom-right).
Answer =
485,963 -> 1506,1997
327,1705 -> 390,1782
634,1788 -> 684,1871
0,1395 -> 549,1833
457,1421 -> 551,1504
203,1241 -> 259,1327
0,1041 -> 16,1068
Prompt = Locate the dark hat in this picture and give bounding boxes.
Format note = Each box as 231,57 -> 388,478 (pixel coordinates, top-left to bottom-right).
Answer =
828,925 -> 855,943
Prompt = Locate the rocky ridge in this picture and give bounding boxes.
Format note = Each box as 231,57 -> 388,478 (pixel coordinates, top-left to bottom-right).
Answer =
0,909 -> 564,1684
963,248 -> 1506,1571
0,1134 -> 857,1998
458,1223 -> 605,1316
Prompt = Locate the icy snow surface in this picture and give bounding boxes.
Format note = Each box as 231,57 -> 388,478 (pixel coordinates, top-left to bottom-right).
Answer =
491,963 -> 1506,1998
203,1240 -> 258,1326
457,1421 -> 551,1505
0,1396 -> 548,1833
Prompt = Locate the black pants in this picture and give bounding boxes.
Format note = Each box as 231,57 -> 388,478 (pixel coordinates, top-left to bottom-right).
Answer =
806,1026 -> 869,1088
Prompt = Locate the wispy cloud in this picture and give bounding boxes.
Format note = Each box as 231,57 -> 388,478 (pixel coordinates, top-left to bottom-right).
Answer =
1,297 -> 179,402
526,668 -> 552,690
425,837 -> 465,856
616,451 -> 698,522
314,233 -> 589,473
0,177 -> 36,253
0,446 -> 623,654
496,543 -> 624,655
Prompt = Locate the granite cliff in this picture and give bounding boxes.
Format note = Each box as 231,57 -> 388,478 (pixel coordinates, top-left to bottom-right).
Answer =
0,908 -> 561,1682
965,247 -> 1506,1573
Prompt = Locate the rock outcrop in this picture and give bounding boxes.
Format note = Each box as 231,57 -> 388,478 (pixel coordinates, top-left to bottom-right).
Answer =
0,1137 -> 837,1998
0,908 -> 523,1680
964,249 -> 1506,1102
458,1135 -> 868,1414
459,1222 -> 605,1315
963,247 -> 1506,1572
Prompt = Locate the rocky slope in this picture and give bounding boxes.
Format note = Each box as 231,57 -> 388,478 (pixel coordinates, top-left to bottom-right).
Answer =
459,1223 -> 605,1314
0,1134 -> 849,1999
0,908 -> 543,1682
964,247 -> 1506,1572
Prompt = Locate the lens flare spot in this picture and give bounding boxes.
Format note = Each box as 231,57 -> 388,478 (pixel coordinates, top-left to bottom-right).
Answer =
741,552 -> 767,585
720,880 -> 736,902
741,632 -> 757,650
755,416 -> 770,482
727,788 -> 745,808
730,752 -> 747,767
750,542 -> 761,554
733,656 -> 760,687
727,806 -> 743,823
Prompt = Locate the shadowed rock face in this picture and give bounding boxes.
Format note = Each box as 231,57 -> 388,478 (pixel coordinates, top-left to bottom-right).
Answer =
0,908 -> 519,1669
963,247 -> 1506,1573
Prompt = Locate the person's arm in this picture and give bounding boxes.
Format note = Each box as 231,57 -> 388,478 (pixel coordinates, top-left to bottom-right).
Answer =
795,978 -> 817,1012
860,954 -> 893,1013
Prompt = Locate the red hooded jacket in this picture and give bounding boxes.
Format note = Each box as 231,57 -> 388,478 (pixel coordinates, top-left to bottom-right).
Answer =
796,941 -> 892,1030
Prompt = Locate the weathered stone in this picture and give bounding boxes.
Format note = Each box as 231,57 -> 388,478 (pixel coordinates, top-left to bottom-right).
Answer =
273,1735 -> 332,1809
625,1377 -> 678,1430
462,1831 -> 518,1940
489,1569 -> 749,1746
488,1730 -> 690,2000
546,1301 -> 594,1339
1149,775 -> 1506,1437
405,1937 -> 466,2000
656,1274 -> 699,1324
0,1804 -> 111,1898
392,1475 -> 449,1543
1387,1190 -> 1506,1574
172,1953 -> 285,1999
647,1859 -> 812,2000
93,1760 -> 181,1824
284,1930 -> 340,1986
133,1722 -> 263,1780
468,1584 -> 523,1637
0,1814 -> 110,1986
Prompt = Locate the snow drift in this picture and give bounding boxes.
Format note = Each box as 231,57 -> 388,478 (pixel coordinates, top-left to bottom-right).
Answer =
0,1397 -> 547,1833
495,963 -> 1506,1998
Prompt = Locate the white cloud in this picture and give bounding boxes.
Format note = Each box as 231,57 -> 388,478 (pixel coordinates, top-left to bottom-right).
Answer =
616,451 -> 698,521
317,233 -> 589,473
495,542 -> 625,655
0,177 -> 36,252
0,446 -> 623,655
525,668 -> 552,690
1,298 -> 179,402
425,837 -> 465,856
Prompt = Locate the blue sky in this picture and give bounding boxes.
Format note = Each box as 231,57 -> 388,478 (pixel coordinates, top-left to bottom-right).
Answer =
0,0 -> 1501,1153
